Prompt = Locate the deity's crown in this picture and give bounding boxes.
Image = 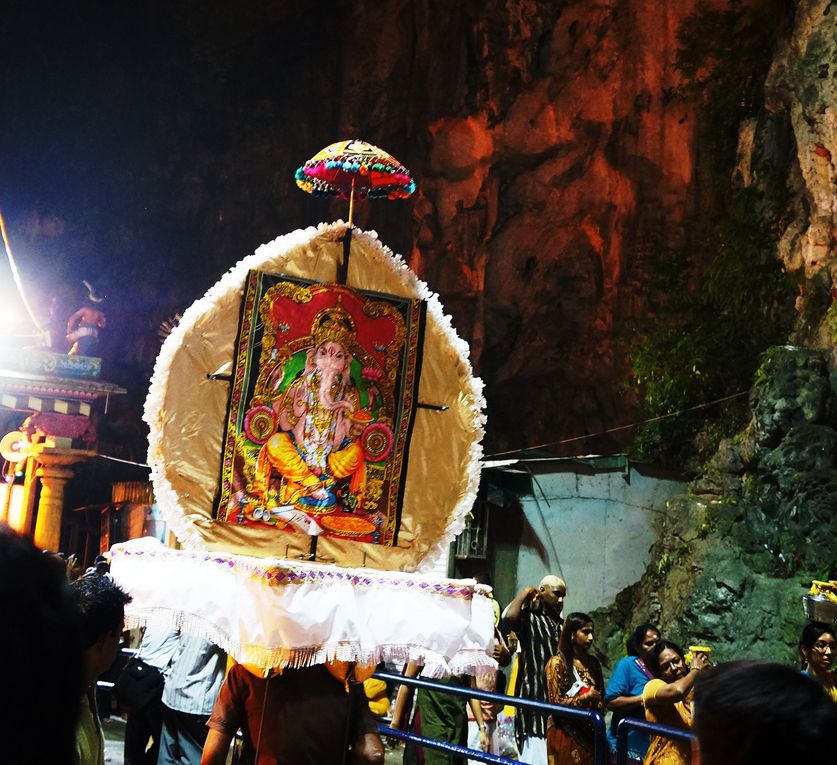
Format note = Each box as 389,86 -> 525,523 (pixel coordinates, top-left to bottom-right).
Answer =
311,305 -> 357,349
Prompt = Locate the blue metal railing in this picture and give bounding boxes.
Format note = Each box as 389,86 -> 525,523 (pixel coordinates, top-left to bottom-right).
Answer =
614,717 -> 696,765
101,653 -> 696,765
374,669 -> 608,765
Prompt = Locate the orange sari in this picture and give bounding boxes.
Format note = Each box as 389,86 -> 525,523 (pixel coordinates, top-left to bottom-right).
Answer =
545,653 -> 604,765
641,679 -> 692,765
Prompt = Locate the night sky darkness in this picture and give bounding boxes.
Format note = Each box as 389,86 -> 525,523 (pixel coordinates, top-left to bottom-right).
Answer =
0,1 -> 366,505
3,2 -> 180,332
0,1 -> 353,324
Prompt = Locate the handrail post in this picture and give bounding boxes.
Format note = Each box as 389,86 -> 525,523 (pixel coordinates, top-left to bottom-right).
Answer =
615,718 -> 629,765
615,717 -> 697,765
592,710 -> 607,765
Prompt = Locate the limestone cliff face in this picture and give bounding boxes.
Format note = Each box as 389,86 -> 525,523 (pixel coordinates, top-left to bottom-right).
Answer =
12,0 -> 727,458
599,346 -> 837,666
333,0 -> 707,455
597,0 -> 837,665
764,0 -> 837,296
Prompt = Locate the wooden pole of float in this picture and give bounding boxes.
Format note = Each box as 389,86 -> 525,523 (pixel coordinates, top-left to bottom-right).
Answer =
337,177 -> 355,287
313,176 -> 359,561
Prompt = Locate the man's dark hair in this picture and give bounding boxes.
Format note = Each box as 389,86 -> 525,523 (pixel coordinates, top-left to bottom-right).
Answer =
694,661 -> 837,763
71,572 -> 132,647
626,623 -> 659,657
0,524 -> 83,764
645,639 -> 685,678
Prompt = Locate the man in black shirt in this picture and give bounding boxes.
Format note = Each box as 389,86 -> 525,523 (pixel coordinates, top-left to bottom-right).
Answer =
502,575 -> 566,765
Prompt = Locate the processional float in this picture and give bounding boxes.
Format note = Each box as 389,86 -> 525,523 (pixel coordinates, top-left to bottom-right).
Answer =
110,140 -> 494,677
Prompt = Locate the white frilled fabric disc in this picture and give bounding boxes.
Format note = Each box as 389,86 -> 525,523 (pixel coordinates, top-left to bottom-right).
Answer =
111,537 -> 496,677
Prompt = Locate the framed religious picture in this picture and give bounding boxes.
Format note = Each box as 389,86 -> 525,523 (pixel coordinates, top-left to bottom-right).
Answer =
214,270 -> 426,546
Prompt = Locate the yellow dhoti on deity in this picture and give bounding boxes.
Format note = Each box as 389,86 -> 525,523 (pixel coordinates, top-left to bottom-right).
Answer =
255,431 -> 367,511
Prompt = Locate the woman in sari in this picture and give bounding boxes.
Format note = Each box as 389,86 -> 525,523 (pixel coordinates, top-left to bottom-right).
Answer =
605,623 -> 660,764
545,612 -> 605,765
642,640 -> 709,765
799,621 -> 837,701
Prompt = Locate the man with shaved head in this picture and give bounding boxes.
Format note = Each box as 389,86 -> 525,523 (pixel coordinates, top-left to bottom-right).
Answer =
502,574 -> 566,765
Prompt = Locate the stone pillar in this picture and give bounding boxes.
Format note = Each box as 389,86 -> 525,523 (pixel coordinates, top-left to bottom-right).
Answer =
33,464 -> 74,552
17,455 -> 39,536
30,446 -> 96,552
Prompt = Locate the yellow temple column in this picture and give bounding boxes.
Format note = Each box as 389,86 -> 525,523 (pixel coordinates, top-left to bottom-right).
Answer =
31,446 -> 96,552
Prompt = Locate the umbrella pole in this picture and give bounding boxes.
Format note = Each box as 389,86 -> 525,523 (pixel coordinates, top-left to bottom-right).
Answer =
338,228 -> 353,285
338,179 -> 354,285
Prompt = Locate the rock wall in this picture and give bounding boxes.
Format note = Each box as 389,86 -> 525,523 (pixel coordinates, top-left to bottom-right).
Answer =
597,0 -> 837,666
598,346 -> 837,666
765,0 -> 837,296
332,0 -> 710,455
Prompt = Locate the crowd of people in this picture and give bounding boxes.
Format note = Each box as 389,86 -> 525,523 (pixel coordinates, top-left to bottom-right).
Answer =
0,525 -> 381,765
479,574 -> 836,765
384,573 -> 837,765
2,524 -> 837,765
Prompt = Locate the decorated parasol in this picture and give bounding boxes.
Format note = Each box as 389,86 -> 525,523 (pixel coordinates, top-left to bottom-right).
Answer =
295,139 -> 415,215
295,140 -> 415,283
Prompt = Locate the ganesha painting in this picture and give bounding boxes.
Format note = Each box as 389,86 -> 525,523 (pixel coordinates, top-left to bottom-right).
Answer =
214,270 -> 425,546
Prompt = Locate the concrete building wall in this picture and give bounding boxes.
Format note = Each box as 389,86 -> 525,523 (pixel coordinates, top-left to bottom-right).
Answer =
506,461 -> 684,615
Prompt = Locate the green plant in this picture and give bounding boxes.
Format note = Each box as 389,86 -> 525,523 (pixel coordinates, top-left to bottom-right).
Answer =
655,540 -> 691,576
823,301 -> 837,343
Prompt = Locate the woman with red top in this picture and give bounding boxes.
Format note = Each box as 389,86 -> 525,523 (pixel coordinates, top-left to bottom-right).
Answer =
545,612 -> 605,765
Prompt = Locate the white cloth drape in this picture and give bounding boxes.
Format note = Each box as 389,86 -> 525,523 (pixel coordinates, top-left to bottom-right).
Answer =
111,537 -> 496,677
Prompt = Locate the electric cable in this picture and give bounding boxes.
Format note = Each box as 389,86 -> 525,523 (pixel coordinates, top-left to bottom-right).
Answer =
486,391 -> 748,459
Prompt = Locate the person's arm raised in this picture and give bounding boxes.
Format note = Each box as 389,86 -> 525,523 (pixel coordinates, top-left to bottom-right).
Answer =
646,653 -> 710,705
501,586 -> 537,630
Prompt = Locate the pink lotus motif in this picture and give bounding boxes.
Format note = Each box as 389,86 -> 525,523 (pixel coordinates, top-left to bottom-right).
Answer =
361,366 -> 384,382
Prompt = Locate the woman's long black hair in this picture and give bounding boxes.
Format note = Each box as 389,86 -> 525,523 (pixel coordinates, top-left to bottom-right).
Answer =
626,623 -> 660,656
557,611 -> 593,664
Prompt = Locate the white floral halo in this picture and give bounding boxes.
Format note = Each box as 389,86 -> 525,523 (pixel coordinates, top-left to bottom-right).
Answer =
144,221 -> 486,573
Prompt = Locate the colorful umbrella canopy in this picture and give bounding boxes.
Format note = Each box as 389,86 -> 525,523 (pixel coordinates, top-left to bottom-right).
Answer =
295,139 -> 416,201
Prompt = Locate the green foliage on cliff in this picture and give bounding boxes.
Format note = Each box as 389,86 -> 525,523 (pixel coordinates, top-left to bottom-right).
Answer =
675,0 -> 795,181
629,0 -> 796,470
631,189 -> 794,469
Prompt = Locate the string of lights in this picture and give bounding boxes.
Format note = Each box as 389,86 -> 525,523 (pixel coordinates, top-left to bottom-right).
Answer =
96,453 -> 150,469
92,392 -> 750,469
